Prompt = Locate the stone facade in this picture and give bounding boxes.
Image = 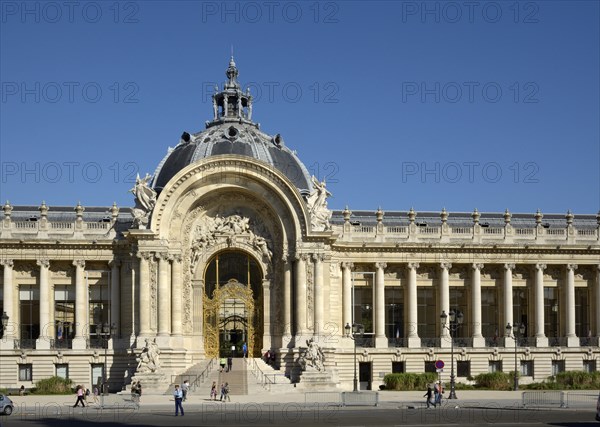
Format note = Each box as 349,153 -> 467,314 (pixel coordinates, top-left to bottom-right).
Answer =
1,59 -> 599,391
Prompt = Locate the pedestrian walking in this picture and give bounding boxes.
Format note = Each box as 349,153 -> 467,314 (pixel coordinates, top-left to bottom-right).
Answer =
242,342 -> 247,358
423,383 -> 434,408
219,383 -> 226,401
73,385 -> 86,407
227,356 -> 233,372
223,382 -> 231,402
182,380 -> 189,402
174,384 -> 184,416
210,381 -> 217,400
219,357 -> 226,372
92,386 -> 100,404
434,381 -> 444,406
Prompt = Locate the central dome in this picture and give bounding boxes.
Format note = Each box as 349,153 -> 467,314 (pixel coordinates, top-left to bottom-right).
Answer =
151,57 -> 313,195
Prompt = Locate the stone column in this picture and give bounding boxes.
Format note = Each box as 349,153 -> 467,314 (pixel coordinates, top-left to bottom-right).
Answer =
341,262 -> 354,333
282,255 -> 292,342
192,279 -> 204,355
565,264 -> 578,346
313,254 -> 324,338
263,279 -> 272,349
109,260 -> 121,336
72,259 -> 87,350
157,253 -> 171,338
534,264 -> 547,346
503,263 -> 515,345
171,255 -> 183,339
35,259 -> 51,349
407,262 -> 420,347
595,265 -> 600,339
138,252 -> 152,339
1,259 -> 15,343
375,262 -> 387,347
440,263 -> 451,348
471,263 -> 485,347
294,254 -> 307,339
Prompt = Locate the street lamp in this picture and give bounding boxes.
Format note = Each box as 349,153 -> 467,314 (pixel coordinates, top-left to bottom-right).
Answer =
506,322 -> 525,391
441,309 -> 464,400
345,322 -> 364,392
100,322 -> 117,409
1,312 -> 8,337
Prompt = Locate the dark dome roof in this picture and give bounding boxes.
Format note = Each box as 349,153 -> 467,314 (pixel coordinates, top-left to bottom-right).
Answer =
151,123 -> 313,193
151,57 -> 313,195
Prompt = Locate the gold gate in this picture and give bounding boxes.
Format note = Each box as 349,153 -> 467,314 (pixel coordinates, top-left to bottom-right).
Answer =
203,278 -> 260,358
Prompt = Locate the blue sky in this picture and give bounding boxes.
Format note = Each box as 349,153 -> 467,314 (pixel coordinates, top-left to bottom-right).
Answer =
1,0 -> 599,215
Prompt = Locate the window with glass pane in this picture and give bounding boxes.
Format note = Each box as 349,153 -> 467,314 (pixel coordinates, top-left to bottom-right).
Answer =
450,287 -> 468,337
19,364 -> 32,381
583,360 -> 596,373
481,288 -> 498,341
520,360 -> 533,376
575,288 -> 589,338
56,364 -> 69,379
0,288 -> 3,339
54,285 -> 75,346
353,275 -> 373,333
417,288 -> 435,338
551,360 -> 565,376
488,361 -> 502,373
19,286 -> 40,342
385,287 -> 404,342
89,276 -> 110,343
512,288 -> 529,336
424,361 -> 436,373
457,361 -> 470,377
91,364 -> 104,388
392,361 -> 405,373
544,287 -> 559,339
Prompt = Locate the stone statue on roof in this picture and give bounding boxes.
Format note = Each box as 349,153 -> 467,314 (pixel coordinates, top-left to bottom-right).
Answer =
130,173 -> 157,229
306,176 -> 332,231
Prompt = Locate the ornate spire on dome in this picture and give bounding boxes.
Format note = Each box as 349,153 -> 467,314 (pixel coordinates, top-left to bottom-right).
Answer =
206,56 -> 256,129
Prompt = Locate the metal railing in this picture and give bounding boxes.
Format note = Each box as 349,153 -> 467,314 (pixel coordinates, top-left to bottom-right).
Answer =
188,358 -> 217,392
246,357 -> 276,391
548,337 -> 568,347
579,336 -> 599,346
388,337 -> 408,347
421,337 -> 441,348
14,339 -> 36,349
355,334 -> 375,348
522,390 -> 565,407
484,337 -> 500,347
50,339 -> 73,349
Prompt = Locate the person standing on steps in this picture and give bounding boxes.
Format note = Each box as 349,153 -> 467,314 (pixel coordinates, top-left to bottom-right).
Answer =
174,384 -> 184,416
182,380 -> 189,402
227,356 -> 233,372
210,381 -> 217,400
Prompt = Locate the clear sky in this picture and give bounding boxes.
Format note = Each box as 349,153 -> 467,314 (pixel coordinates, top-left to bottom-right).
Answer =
1,0 -> 599,216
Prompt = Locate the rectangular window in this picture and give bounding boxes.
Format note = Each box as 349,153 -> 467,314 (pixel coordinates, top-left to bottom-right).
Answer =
583,360 -> 596,373
417,288 -> 436,338
385,287 -> 404,343
450,287 -> 468,337
544,287 -> 559,339
392,361 -> 405,374
457,361 -> 471,377
19,364 -> 33,381
54,285 -> 75,347
352,273 -> 374,334
551,360 -> 565,376
424,361 -> 436,373
0,288 -> 3,339
56,364 -> 69,379
520,361 -> 534,376
19,286 -> 40,343
488,361 -> 502,373
575,288 -> 589,338
512,288 -> 529,337
481,288 -> 498,341
88,273 -> 111,346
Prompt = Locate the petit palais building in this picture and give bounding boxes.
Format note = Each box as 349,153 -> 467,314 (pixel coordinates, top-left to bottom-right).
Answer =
1,59 -> 599,392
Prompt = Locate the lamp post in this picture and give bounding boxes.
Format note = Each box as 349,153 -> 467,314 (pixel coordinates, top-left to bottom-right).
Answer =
1,311 -> 8,338
100,322 -> 117,409
441,309 -> 463,400
506,322 -> 525,391
345,322 -> 364,392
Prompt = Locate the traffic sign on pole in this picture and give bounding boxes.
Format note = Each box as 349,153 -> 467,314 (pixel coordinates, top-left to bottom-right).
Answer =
435,360 -> 445,369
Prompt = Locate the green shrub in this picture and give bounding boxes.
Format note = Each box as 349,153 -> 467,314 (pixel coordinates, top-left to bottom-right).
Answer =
0,388 -> 7,395
453,382 -> 476,390
383,373 -> 437,391
32,376 -> 74,395
473,371 -> 514,390
554,371 -> 600,389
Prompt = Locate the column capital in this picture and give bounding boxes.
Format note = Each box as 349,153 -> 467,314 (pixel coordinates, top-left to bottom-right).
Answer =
155,252 -> 169,262
170,253 -> 183,263
341,261 -> 354,270
535,263 -> 547,271
312,253 -> 325,263
37,259 -> 50,269
108,259 -> 121,268
408,262 -> 420,270
0,259 -> 14,268
567,264 -> 578,271
440,262 -> 452,270
504,263 -> 515,271
294,253 -> 309,262
375,262 -> 387,270
138,251 -> 153,261
72,259 -> 85,269
472,263 -> 484,270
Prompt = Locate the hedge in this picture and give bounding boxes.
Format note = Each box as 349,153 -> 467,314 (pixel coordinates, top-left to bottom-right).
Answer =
383,373 -> 437,391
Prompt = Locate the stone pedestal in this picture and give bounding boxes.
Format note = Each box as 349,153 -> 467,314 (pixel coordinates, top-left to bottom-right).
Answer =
130,372 -> 169,395
296,369 -> 339,390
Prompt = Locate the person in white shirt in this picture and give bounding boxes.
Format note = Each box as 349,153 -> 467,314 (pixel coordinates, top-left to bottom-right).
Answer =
173,384 -> 184,416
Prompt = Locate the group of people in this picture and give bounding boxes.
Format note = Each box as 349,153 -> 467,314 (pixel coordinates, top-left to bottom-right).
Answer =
72,385 -> 100,407
219,356 -> 233,372
209,381 -> 231,402
423,381 -> 444,408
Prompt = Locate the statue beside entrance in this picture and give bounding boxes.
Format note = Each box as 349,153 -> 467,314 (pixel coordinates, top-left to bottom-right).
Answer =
299,338 -> 325,372
130,338 -> 168,394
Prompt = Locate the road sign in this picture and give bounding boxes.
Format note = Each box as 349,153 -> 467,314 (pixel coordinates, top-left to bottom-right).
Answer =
436,368 -> 444,373
435,360 -> 445,369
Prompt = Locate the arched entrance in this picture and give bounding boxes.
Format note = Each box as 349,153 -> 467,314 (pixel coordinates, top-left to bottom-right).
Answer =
203,251 -> 263,358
